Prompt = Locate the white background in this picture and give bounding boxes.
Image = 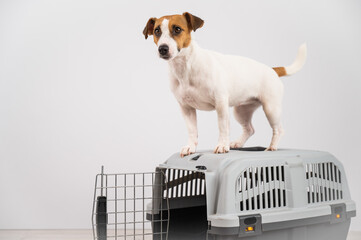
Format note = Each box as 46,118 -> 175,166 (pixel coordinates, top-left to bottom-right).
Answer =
0,0 -> 360,231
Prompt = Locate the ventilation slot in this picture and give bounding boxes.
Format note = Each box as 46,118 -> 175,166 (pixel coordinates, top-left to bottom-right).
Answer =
238,165 -> 286,211
163,169 -> 205,199
305,162 -> 343,204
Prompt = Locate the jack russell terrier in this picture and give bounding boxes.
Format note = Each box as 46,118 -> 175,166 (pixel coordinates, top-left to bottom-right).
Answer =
143,12 -> 307,157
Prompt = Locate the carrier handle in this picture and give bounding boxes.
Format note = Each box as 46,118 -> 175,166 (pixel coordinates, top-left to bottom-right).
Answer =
230,146 -> 266,151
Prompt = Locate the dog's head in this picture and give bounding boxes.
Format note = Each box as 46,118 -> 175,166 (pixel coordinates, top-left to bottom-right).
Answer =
143,12 -> 204,60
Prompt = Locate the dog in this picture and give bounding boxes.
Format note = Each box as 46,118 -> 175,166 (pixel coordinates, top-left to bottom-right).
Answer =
143,12 -> 306,157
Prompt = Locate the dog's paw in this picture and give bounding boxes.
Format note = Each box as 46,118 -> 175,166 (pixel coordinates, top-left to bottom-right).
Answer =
230,141 -> 244,149
180,145 -> 196,157
214,144 -> 230,154
265,147 -> 277,151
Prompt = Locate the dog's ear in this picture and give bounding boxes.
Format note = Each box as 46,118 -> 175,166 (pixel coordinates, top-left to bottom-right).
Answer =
183,12 -> 204,32
143,17 -> 157,39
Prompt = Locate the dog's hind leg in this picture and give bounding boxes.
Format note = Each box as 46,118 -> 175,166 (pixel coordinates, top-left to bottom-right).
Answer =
230,102 -> 261,148
262,101 -> 284,151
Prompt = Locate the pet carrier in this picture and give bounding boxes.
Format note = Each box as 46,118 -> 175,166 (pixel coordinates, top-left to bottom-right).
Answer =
92,148 -> 356,240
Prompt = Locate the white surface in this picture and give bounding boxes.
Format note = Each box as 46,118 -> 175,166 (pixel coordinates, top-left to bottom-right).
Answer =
0,230 -> 94,240
0,0 -> 360,231
0,230 -> 360,240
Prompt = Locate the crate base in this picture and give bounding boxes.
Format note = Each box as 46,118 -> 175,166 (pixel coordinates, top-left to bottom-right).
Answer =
150,207 -> 351,240
208,220 -> 351,240
150,205 -> 208,240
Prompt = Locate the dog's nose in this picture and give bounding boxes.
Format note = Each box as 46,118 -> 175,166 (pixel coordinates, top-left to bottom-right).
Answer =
158,44 -> 169,56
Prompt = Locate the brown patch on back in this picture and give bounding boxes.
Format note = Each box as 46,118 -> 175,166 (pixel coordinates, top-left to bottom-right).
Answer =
273,67 -> 287,77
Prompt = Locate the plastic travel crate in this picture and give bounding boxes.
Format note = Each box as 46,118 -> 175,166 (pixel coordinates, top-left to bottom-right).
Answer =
92,148 -> 356,240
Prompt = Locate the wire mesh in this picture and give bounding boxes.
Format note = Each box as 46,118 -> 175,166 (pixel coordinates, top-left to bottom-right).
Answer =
92,168 -> 169,240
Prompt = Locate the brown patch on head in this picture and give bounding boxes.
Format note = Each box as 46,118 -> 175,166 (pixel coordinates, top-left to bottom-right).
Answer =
143,17 -> 156,39
182,12 -> 204,32
167,14 -> 193,49
143,12 -> 204,51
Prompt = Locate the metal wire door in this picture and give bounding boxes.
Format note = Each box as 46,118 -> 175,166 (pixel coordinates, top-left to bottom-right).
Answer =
92,167 -> 169,240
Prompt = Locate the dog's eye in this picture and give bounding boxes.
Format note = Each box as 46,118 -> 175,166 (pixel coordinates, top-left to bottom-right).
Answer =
154,27 -> 161,37
174,26 -> 182,34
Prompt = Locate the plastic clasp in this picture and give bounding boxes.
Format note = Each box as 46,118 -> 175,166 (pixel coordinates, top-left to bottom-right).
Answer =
239,214 -> 262,237
330,203 -> 346,224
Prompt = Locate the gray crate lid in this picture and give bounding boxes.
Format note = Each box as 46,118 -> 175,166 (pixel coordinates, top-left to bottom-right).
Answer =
160,148 -> 333,172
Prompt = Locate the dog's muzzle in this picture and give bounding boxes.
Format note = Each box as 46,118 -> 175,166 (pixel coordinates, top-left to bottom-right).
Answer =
158,44 -> 170,59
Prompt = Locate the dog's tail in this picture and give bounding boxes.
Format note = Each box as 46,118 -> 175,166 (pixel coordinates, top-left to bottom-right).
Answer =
273,43 -> 307,77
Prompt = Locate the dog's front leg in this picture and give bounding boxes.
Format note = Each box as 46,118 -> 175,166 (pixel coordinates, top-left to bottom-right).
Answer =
214,100 -> 230,154
179,105 -> 198,157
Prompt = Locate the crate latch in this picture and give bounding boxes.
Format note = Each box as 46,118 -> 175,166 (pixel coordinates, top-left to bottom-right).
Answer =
238,214 -> 262,237
330,203 -> 346,224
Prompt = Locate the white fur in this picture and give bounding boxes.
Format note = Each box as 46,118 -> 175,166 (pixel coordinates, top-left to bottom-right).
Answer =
157,19 -> 179,60
160,31 -> 306,156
